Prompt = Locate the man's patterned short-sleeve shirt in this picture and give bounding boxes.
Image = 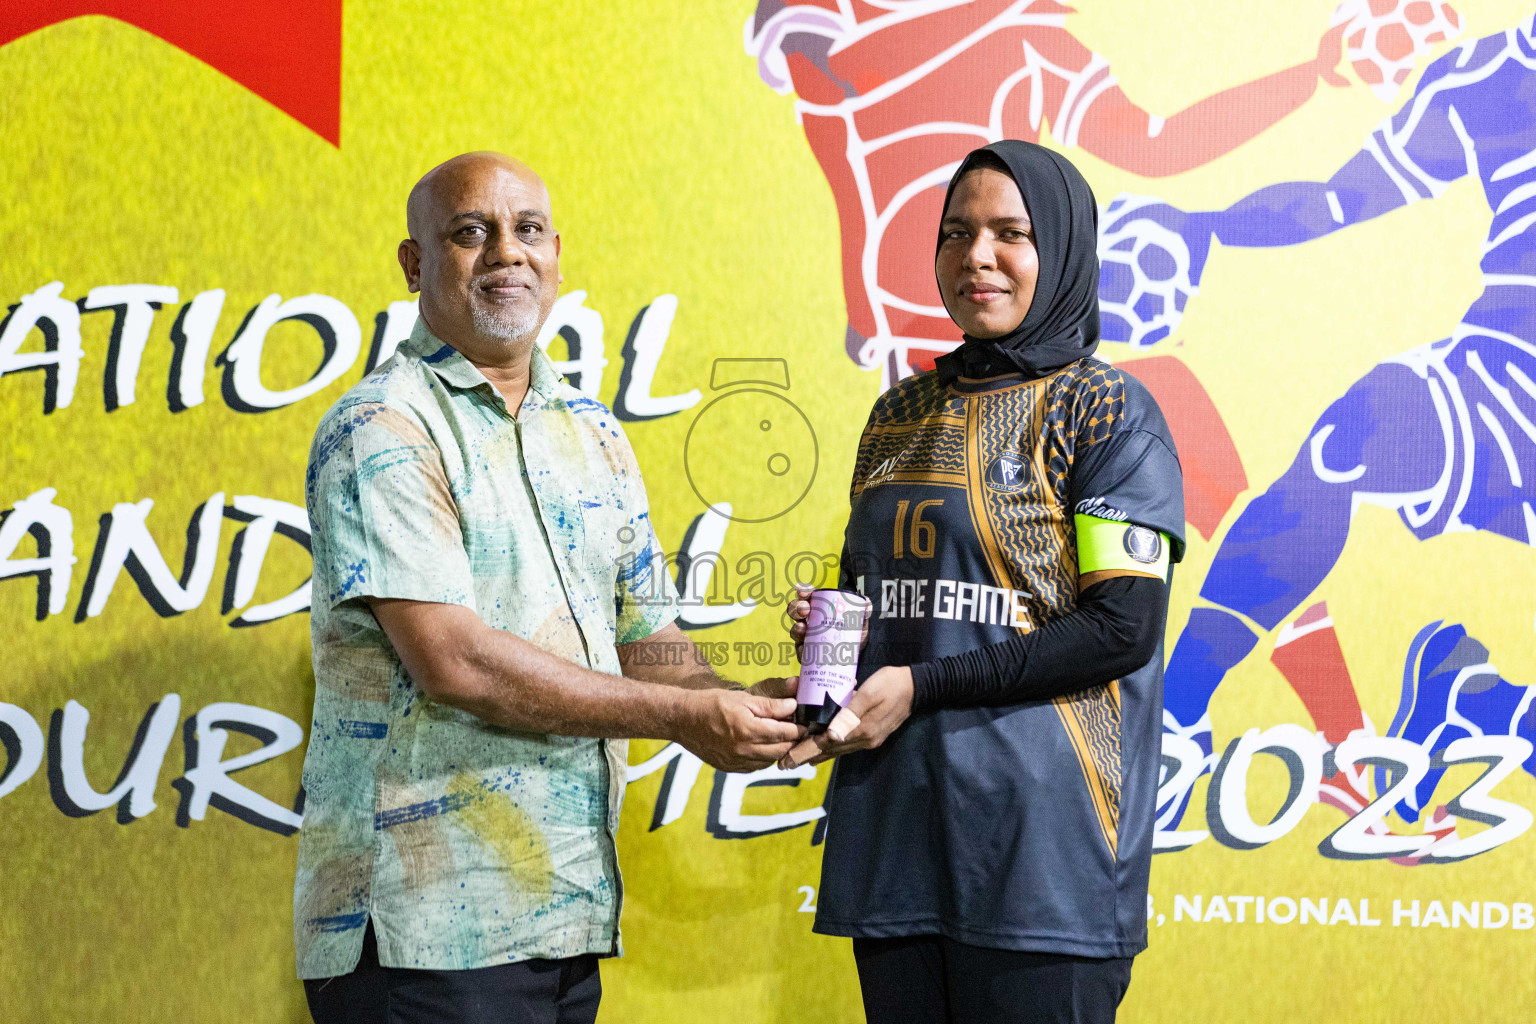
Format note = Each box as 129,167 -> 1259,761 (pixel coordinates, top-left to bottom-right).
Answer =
294,318 -> 677,978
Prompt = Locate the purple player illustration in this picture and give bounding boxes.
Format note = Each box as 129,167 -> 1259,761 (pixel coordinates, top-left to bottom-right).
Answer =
1099,15 -> 1536,839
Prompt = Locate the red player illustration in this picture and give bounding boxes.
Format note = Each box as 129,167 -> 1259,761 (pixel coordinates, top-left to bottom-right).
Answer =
750,1 -> 1460,541
748,0 -> 1354,385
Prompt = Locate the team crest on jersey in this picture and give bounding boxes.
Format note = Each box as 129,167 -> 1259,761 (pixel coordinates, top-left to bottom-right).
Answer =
985,454 -> 1028,493
1123,526 -> 1162,563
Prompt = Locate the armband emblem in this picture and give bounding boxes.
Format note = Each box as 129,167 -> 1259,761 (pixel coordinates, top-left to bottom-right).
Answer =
1123,526 -> 1162,563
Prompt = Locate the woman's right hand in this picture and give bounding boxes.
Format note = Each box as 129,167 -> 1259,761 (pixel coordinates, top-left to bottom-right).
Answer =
786,584 -> 814,661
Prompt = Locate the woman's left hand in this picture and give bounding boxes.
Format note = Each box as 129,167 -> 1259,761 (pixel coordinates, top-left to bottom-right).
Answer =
777,666 -> 914,770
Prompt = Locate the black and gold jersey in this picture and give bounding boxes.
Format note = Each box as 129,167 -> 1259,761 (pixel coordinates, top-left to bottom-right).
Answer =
815,358 -> 1184,958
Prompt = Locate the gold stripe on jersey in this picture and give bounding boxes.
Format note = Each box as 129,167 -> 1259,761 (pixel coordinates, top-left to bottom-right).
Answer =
884,471 -> 968,488
963,398 -> 1020,613
970,380 -> 1072,628
1053,681 -> 1124,854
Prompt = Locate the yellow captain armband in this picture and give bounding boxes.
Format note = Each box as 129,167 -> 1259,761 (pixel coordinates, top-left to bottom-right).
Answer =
1075,514 -> 1170,579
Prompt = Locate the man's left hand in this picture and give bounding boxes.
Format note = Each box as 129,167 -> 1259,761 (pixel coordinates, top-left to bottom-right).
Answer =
777,666 -> 913,770
747,675 -> 799,700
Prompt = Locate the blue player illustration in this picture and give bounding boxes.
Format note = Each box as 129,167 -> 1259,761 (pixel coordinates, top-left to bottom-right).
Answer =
1097,14 -> 1536,839
1386,620 -> 1534,827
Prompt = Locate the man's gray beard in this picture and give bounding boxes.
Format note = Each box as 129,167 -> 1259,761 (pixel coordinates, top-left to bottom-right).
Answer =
470,297 -> 541,342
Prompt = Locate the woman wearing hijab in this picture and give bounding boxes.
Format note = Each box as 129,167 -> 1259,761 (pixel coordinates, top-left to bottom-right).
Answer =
782,141 -> 1185,1023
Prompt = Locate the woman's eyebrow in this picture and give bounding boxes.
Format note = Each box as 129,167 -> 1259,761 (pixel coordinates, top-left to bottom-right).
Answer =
940,213 -> 1033,228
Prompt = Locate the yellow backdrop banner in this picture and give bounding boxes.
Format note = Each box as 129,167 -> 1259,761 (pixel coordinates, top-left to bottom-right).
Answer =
3,1 -> 1535,1020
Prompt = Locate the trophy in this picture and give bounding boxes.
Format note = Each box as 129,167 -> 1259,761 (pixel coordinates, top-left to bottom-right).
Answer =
795,588 -> 871,732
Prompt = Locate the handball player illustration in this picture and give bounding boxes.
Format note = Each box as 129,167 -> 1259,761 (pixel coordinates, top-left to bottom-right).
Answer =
747,0 -> 1454,549
1380,620 -> 1536,851
1100,13 -> 1536,846
748,0 -> 1373,385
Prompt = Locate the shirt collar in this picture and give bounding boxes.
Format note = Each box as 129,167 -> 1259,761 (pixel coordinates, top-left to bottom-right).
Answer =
525,339 -> 564,402
400,315 -> 564,405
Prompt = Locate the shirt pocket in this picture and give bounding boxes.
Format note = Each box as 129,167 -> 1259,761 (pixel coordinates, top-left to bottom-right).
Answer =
577,495 -> 626,592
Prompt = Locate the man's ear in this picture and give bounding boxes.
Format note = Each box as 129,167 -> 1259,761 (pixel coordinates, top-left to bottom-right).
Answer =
398,239 -> 422,294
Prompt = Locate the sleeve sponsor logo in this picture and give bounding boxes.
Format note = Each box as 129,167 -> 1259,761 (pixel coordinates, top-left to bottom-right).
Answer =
1076,498 -> 1129,521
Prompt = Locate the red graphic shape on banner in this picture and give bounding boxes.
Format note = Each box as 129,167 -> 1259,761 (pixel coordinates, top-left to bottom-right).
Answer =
1270,602 -> 1365,745
1117,355 -> 1246,540
754,0 -> 1360,379
1,1 -> 342,145
1272,601 -> 1457,861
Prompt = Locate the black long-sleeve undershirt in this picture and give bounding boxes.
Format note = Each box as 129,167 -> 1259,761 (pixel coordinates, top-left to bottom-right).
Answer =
907,574 -> 1167,712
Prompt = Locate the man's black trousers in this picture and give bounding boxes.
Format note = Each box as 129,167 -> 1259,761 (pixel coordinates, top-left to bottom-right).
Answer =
304,922 -> 601,1024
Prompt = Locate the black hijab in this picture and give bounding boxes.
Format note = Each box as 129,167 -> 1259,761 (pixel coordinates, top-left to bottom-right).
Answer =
932,140 -> 1100,384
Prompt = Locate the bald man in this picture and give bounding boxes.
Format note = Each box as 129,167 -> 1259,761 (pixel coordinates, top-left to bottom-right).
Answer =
294,153 -> 802,1023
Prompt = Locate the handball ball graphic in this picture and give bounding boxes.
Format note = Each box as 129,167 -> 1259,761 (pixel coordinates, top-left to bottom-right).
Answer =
1331,0 -> 1462,102
684,358 -> 819,523
1097,194 -> 1201,350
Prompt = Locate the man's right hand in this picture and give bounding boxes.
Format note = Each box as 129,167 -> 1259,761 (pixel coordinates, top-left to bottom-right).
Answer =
674,689 -> 803,773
